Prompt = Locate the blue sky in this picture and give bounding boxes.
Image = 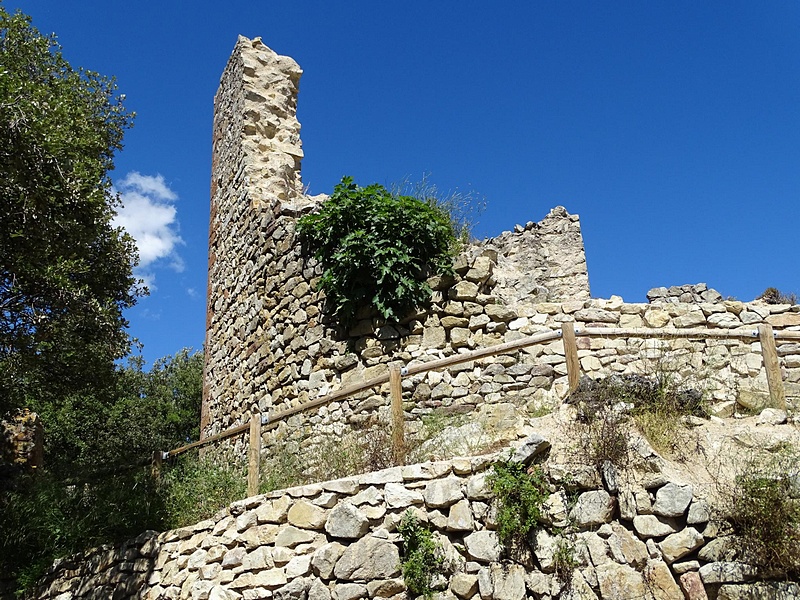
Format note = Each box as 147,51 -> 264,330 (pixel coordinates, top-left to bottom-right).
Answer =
9,1 -> 800,367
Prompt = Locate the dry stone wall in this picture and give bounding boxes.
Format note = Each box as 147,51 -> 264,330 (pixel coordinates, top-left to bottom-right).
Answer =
202,37 -> 800,470
0,409 -> 43,473
202,37 -> 593,461
29,431 -> 800,600
204,35 -> 317,436
240,283 -> 799,479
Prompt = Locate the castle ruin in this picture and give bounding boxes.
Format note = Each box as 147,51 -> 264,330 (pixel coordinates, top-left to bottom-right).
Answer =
203,37 -> 799,467
23,35 -> 800,600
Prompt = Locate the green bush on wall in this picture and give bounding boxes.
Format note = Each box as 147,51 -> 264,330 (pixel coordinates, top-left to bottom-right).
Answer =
487,456 -> 550,548
297,176 -> 459,327
397,510 -> 444,599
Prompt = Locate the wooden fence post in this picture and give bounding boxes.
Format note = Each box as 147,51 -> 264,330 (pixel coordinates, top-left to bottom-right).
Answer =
390,366 -> 405,465
151,450 -> 163,479
248,410 -> 262,498
562,321 -> 581,394
758,323 -> 786,410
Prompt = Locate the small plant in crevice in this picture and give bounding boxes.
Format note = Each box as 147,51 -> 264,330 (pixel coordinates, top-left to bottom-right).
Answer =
487,456 -> 550,553
719,450 -> 800,579
552,536 -> 578,590
397,511 -> 445,599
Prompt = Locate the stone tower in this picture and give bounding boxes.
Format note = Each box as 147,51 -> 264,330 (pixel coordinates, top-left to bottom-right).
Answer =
203,36 -> 318,438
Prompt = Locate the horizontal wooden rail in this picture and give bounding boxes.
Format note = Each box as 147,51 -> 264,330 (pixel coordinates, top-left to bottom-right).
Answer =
578,326 -> 800,341
579,327 -> 757,339
774,330 -> 800,341
165,323 -> 800,458
403,330 -> 562,376
167,421 -> 251,458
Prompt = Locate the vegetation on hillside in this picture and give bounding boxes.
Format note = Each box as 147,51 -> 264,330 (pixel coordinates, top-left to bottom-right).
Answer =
0,349 -> 204,591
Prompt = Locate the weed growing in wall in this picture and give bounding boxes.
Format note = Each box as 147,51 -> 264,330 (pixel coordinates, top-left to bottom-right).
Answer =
390,174 -> 485,245
720,450 -> 800,579
487,456 -> 549,549
297,176 -> 458,326
405,410 -> 497,464
552,536 -> 578,591
259,438 -> 305,494
397,511 -> 444,599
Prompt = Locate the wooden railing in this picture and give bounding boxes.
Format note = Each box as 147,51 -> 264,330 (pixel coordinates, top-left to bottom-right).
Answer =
157,322 -> 800,496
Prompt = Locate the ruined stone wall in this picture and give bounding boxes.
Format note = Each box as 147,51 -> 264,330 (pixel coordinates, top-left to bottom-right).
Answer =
27,433 -> 800,600
0,409 -> 43,473
201,37 -> 593,459
276,287 -> 800,479
204,35 -> 313,436
202,38 -> 800,469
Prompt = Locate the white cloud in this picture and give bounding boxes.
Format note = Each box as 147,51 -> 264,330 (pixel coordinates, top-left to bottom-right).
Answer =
113,172 -> 184,288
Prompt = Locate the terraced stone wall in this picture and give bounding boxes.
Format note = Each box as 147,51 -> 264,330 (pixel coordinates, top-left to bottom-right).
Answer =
28,436 -> 799,600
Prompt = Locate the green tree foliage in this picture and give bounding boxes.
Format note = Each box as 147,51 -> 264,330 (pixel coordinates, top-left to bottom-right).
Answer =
40,348 -> 205,474
0,348 -> 204,591
0,8 -> 205,591
297,176 -> 458,326
0,5 -> 139,417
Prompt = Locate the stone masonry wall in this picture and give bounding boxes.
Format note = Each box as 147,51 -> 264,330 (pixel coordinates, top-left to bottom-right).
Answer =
204,35 -> 314,435
202,37 -> 800,468
0,409 -> 43,473
202,37 -> 594,461
29,431 -> 800,600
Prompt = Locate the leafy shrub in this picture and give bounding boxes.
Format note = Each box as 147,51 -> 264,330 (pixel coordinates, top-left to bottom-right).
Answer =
297,176 -> 458,326
722,452 -> 800,579
397,511 -> 444,599
0,348 -> 204,593
487,457 -> 549,548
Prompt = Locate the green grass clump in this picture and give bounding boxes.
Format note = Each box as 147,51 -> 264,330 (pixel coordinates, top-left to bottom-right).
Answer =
159,454 -> 246,528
